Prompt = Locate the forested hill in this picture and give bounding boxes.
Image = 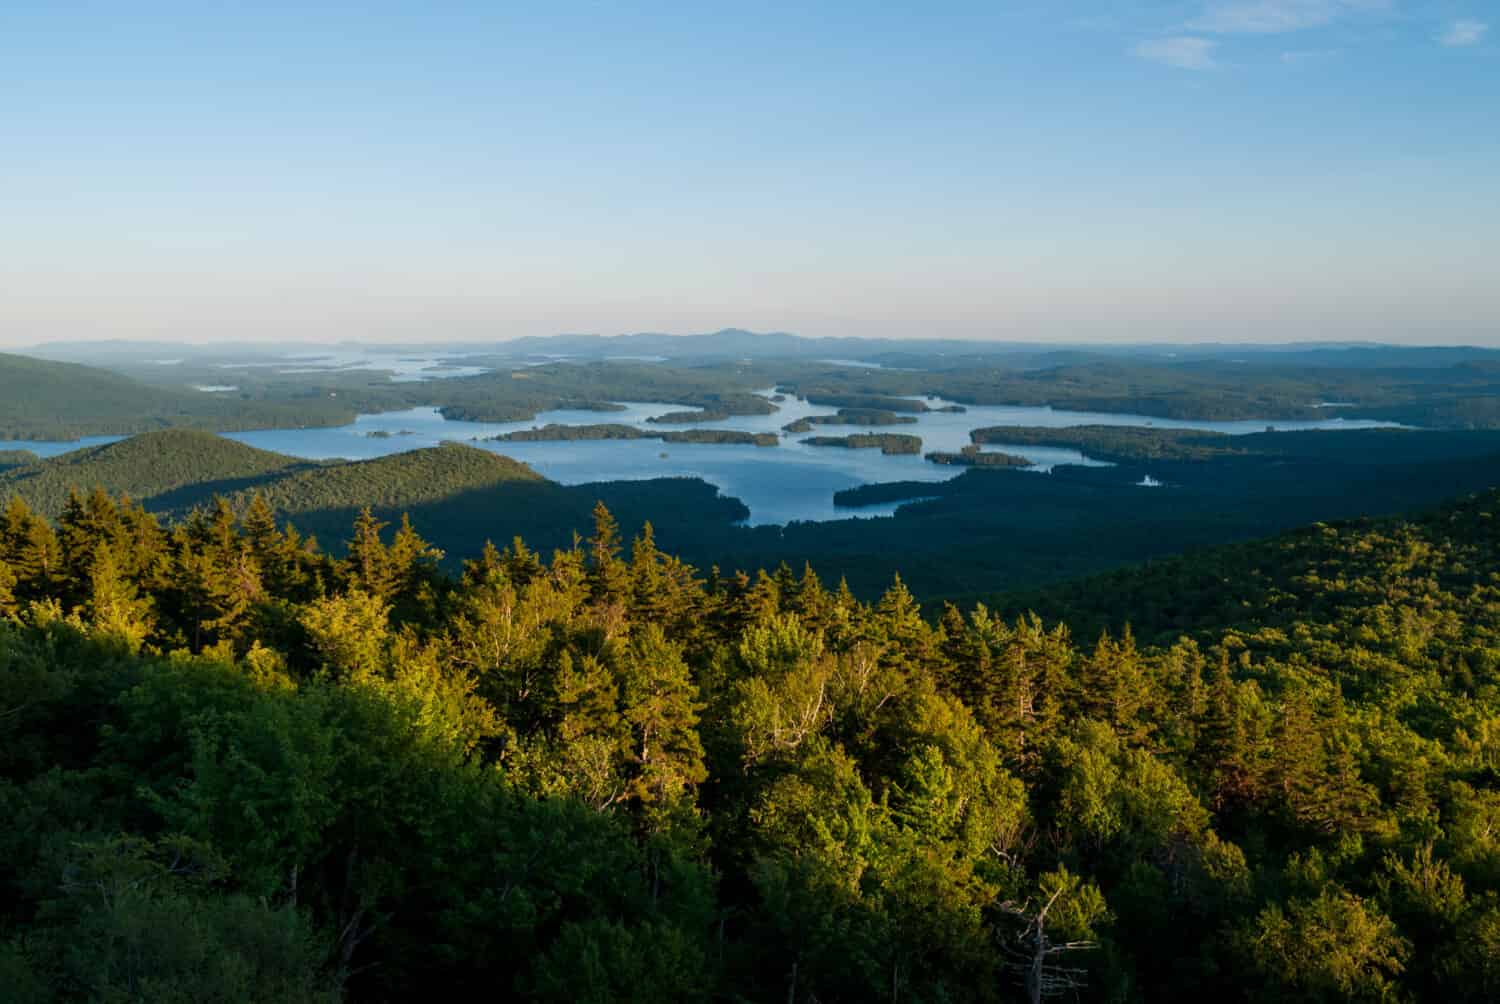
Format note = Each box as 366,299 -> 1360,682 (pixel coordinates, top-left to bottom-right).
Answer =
0,352 -> 189,440
0,429 -> 314,517
997,486 -> 1500,648
210,440 -> 542,511
1,485 -> 1499,1001
0,353 -> 367,441
0,431 -> 749,564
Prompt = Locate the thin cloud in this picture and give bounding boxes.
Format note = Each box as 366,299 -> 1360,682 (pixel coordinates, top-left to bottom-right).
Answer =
1280,48 -> 1341,64
1439,19 -> 1488,46
1134,36 -> 1220,69
1190,1 -> 1390,35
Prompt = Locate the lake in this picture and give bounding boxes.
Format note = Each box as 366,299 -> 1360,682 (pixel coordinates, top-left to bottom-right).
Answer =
4,393 -> 1403,525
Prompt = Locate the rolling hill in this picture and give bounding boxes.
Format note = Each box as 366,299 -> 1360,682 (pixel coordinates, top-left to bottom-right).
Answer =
0,352 -> 369,440
0,430 -> 748,561
0,429 -> 313,516
0,352 -> 194,440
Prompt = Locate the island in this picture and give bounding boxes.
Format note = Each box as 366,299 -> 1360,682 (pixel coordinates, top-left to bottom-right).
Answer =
490,423 -> 778,447
968,425 -> 1246,462
801,433 -> 922,455
925,445 -> 1033,467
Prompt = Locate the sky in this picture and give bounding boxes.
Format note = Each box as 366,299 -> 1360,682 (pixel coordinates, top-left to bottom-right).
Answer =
1,1 -> 1496,347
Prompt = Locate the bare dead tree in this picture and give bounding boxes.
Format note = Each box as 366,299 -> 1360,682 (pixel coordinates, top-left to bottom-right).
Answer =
1000,884 -> 1097,1004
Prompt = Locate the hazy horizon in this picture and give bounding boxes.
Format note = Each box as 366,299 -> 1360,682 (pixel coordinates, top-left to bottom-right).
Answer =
12,328 -> 1500,355
4,3 -> 1496,348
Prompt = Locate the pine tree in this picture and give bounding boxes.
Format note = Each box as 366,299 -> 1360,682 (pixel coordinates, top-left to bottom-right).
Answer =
345,508 -> 395,599
503,535 -> 544,586
0,496 -> 60,600
86,542 -> 154,651
786,562 -> 832,633
387,514 -> 443,617
242,493 -> 288,590
1270,682 -> 1325,827
619,625 -> 707,823
630,521 -> 667,621
57,488 -> 124,605
587,502 -> 629,605
744,569 -> 782,626
1197,649 -> 1254,811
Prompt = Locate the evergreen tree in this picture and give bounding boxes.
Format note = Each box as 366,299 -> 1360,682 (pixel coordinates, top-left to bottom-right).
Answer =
587,502 -> 630,606
1196,649 -> 1255,812
85,542 -> 153,651
345,507 -> 393,599
619,625 -> 707,825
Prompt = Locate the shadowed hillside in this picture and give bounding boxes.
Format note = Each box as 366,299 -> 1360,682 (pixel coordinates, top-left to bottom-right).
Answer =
0,429 -> 312,516
0,432 -> 750,564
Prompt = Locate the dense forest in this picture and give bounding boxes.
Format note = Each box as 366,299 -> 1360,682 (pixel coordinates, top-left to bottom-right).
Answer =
11,427 -> 1500,605
2,483 -> 1500,1001
0,434 -> 752,577
925,447 -> 1033,468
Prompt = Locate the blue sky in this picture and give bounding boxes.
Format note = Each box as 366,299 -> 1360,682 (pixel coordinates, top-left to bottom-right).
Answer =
1,1 -> 1495,345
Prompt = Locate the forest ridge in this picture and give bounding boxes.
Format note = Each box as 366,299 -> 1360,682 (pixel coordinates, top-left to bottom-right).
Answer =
1,485 -> 1499,1001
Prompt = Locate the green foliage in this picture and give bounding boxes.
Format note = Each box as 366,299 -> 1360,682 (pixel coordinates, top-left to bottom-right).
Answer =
0,429 -> 308,519
1,488 -> 1500,1001
1242,888 -> 1408,1002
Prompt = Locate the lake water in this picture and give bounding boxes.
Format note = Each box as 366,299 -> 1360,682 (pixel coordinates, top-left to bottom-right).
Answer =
4,393 -> 1403,526
214,349 -> 491,382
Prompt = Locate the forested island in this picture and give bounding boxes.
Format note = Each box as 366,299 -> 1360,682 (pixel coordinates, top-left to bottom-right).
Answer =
780,410 -> 919,434
490,424 -> 778,447
969,425 -> 1252,462
925,445 -> 1034,468
2,484 -> 1500,1001
802,433 -> 923,455
803,408 -> 920,427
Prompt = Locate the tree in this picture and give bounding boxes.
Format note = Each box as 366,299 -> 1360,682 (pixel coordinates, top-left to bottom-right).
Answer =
85,542 -> 153,651
619,625 -> 706,825
587,502 -> 629,606
0,561 -> 15,619
345,507 -> 395,600
1000,867 -> 1108,1004
1196,649 -> 1255,811
1245,888 -> 1409,1002
0,496 -> 60,600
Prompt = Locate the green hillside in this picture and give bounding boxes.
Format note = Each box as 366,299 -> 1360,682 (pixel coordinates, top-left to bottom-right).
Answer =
0,432 -> 749,563
0,352 -> 367,440
0,352 -> 191,440
0,429 -> 311,517
205,443 -> 746,561
212,441 -> 541,514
